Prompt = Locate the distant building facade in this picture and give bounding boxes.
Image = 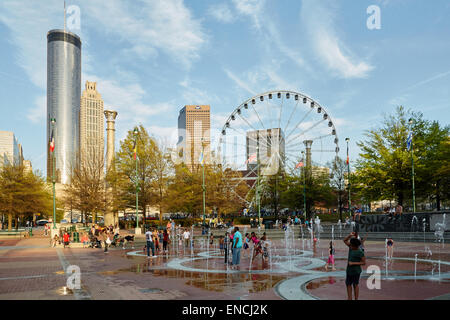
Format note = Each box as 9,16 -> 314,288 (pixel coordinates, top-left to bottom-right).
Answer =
0,131 -> 21,167
246,128 -> 285,175
177,105 -> 211,169
80,81 -> 104,164
46,29 -> 82,184
23,160 -> 33,173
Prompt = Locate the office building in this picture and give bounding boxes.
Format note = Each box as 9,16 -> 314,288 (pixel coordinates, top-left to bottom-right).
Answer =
246,128 -> 285,175
0,131 -> 21,168
46,29 -> 82,184
80,81 -> 104,165
177,105 -> 211,169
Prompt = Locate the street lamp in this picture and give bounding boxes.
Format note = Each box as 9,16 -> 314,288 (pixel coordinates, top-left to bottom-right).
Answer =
201,138 -> 206,226
51,118 -> 56,229
408,118 -> 416,213
256,145 -> 261,230
301,151 -> 306,217
133,127 -> 139,232
345,138 -> 351,216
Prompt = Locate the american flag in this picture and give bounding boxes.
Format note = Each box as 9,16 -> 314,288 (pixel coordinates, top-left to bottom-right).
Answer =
49,129 -> 55,153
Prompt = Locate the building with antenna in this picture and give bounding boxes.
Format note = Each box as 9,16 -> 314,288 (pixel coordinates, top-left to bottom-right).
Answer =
46,28 -> 81,184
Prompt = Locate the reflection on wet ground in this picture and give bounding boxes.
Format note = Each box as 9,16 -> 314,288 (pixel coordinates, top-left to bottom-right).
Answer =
107,239 -> 450,299
107,262 -> 289,293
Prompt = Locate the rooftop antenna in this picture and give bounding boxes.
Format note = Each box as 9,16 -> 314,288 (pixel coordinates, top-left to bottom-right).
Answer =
64,0 -> 66,32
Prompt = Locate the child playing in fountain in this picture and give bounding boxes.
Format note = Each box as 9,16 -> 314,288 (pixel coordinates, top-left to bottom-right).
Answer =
343,233 -> 366,300
325,241 -> 336,271
243,233 -> 250,257
219,236 -> 225,255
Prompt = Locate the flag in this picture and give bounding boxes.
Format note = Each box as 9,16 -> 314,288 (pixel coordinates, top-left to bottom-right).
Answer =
49,129 -> 55,153
199,151 -> 204,166
295,161 -> 304,169
133,140 -> 137,159
346,155 -> 349,165
245,153 -> 257,164
407,131 -> 412,151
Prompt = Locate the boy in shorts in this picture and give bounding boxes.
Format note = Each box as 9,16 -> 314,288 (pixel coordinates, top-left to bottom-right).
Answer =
343,232 -> 366,300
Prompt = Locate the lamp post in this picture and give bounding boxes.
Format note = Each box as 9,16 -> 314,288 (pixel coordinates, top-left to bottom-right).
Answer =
201,138 -> 206,226
408,118 -> 416,213
133,127 -> 139,231
301,151 -> 306,217
256,145 -> 261,229
51,118 -> 56,229
345,138 -> 351,216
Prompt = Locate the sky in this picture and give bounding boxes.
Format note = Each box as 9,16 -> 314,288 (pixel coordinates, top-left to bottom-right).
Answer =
0,0 -> 449,175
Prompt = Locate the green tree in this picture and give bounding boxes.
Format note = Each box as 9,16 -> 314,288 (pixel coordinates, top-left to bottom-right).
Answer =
355,106 -> 450,209
0,165 -> 53,230
115,125 -> 158,220
64,152 -> 106,225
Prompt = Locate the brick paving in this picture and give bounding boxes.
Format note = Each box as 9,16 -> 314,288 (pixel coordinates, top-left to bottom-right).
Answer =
0,228 -> 449,300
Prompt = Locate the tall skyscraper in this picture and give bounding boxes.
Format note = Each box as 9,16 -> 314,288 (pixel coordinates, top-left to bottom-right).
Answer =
0,131 -> 21,168
46,29 -> 81,184
177,105 -> 211,169
80,81 -> 104,165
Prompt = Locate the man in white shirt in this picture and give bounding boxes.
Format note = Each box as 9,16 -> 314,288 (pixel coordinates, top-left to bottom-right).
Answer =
145,228 -> 155,258
183,229 -> 190,247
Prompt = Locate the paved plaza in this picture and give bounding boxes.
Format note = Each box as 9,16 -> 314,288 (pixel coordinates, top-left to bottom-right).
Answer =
0,227 -> 449,300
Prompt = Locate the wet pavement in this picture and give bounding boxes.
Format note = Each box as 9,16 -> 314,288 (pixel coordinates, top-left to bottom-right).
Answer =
0,229 -> 449,300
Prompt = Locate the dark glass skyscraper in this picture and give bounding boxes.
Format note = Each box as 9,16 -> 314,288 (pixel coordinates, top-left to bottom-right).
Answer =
46,29 -> 81,184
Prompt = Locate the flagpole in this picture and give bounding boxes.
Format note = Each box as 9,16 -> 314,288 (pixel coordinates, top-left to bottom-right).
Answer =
256,145 -> 261,230
408,119 -> 416,213
346,138 -> 351,216
51,118 -> 56,229
133,127 -> 139,231
301,151 -> 306,216
201,139 -> 206,226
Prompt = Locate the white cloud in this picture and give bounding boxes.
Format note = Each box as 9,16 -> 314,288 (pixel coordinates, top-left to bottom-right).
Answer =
208,3 -> 234,23
224,68 -> 257,95
232,0 -> 265,29
83,0 -> 206,68
301,0 -> 374,79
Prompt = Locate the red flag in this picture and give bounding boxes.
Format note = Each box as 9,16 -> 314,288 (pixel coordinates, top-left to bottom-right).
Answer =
49,129 -> 55,153
295,162 -> 304,169
346,155 -> 349,165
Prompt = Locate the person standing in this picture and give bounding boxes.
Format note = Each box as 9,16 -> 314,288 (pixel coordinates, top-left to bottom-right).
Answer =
100,231 -> 109,253
387,237 -> 394,260
162,229 -> 169,253
183,228 -> 191,247
343,233 -> 366,300
63,231 -> 70,249
145,228 -> 155,258
395,204 -> 403,216
325,241 -> 336,271
153,229 -> 160,254
231,227 -> 243,269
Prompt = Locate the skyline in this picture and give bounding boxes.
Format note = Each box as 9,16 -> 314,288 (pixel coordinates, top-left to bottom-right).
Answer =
0,0 -> 450,175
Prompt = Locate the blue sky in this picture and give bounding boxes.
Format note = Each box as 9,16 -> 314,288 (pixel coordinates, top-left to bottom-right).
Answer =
0,0 -> 449,175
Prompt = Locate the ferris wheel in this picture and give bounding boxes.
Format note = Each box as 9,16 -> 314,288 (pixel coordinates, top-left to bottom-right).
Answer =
215,90 -> 340,208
